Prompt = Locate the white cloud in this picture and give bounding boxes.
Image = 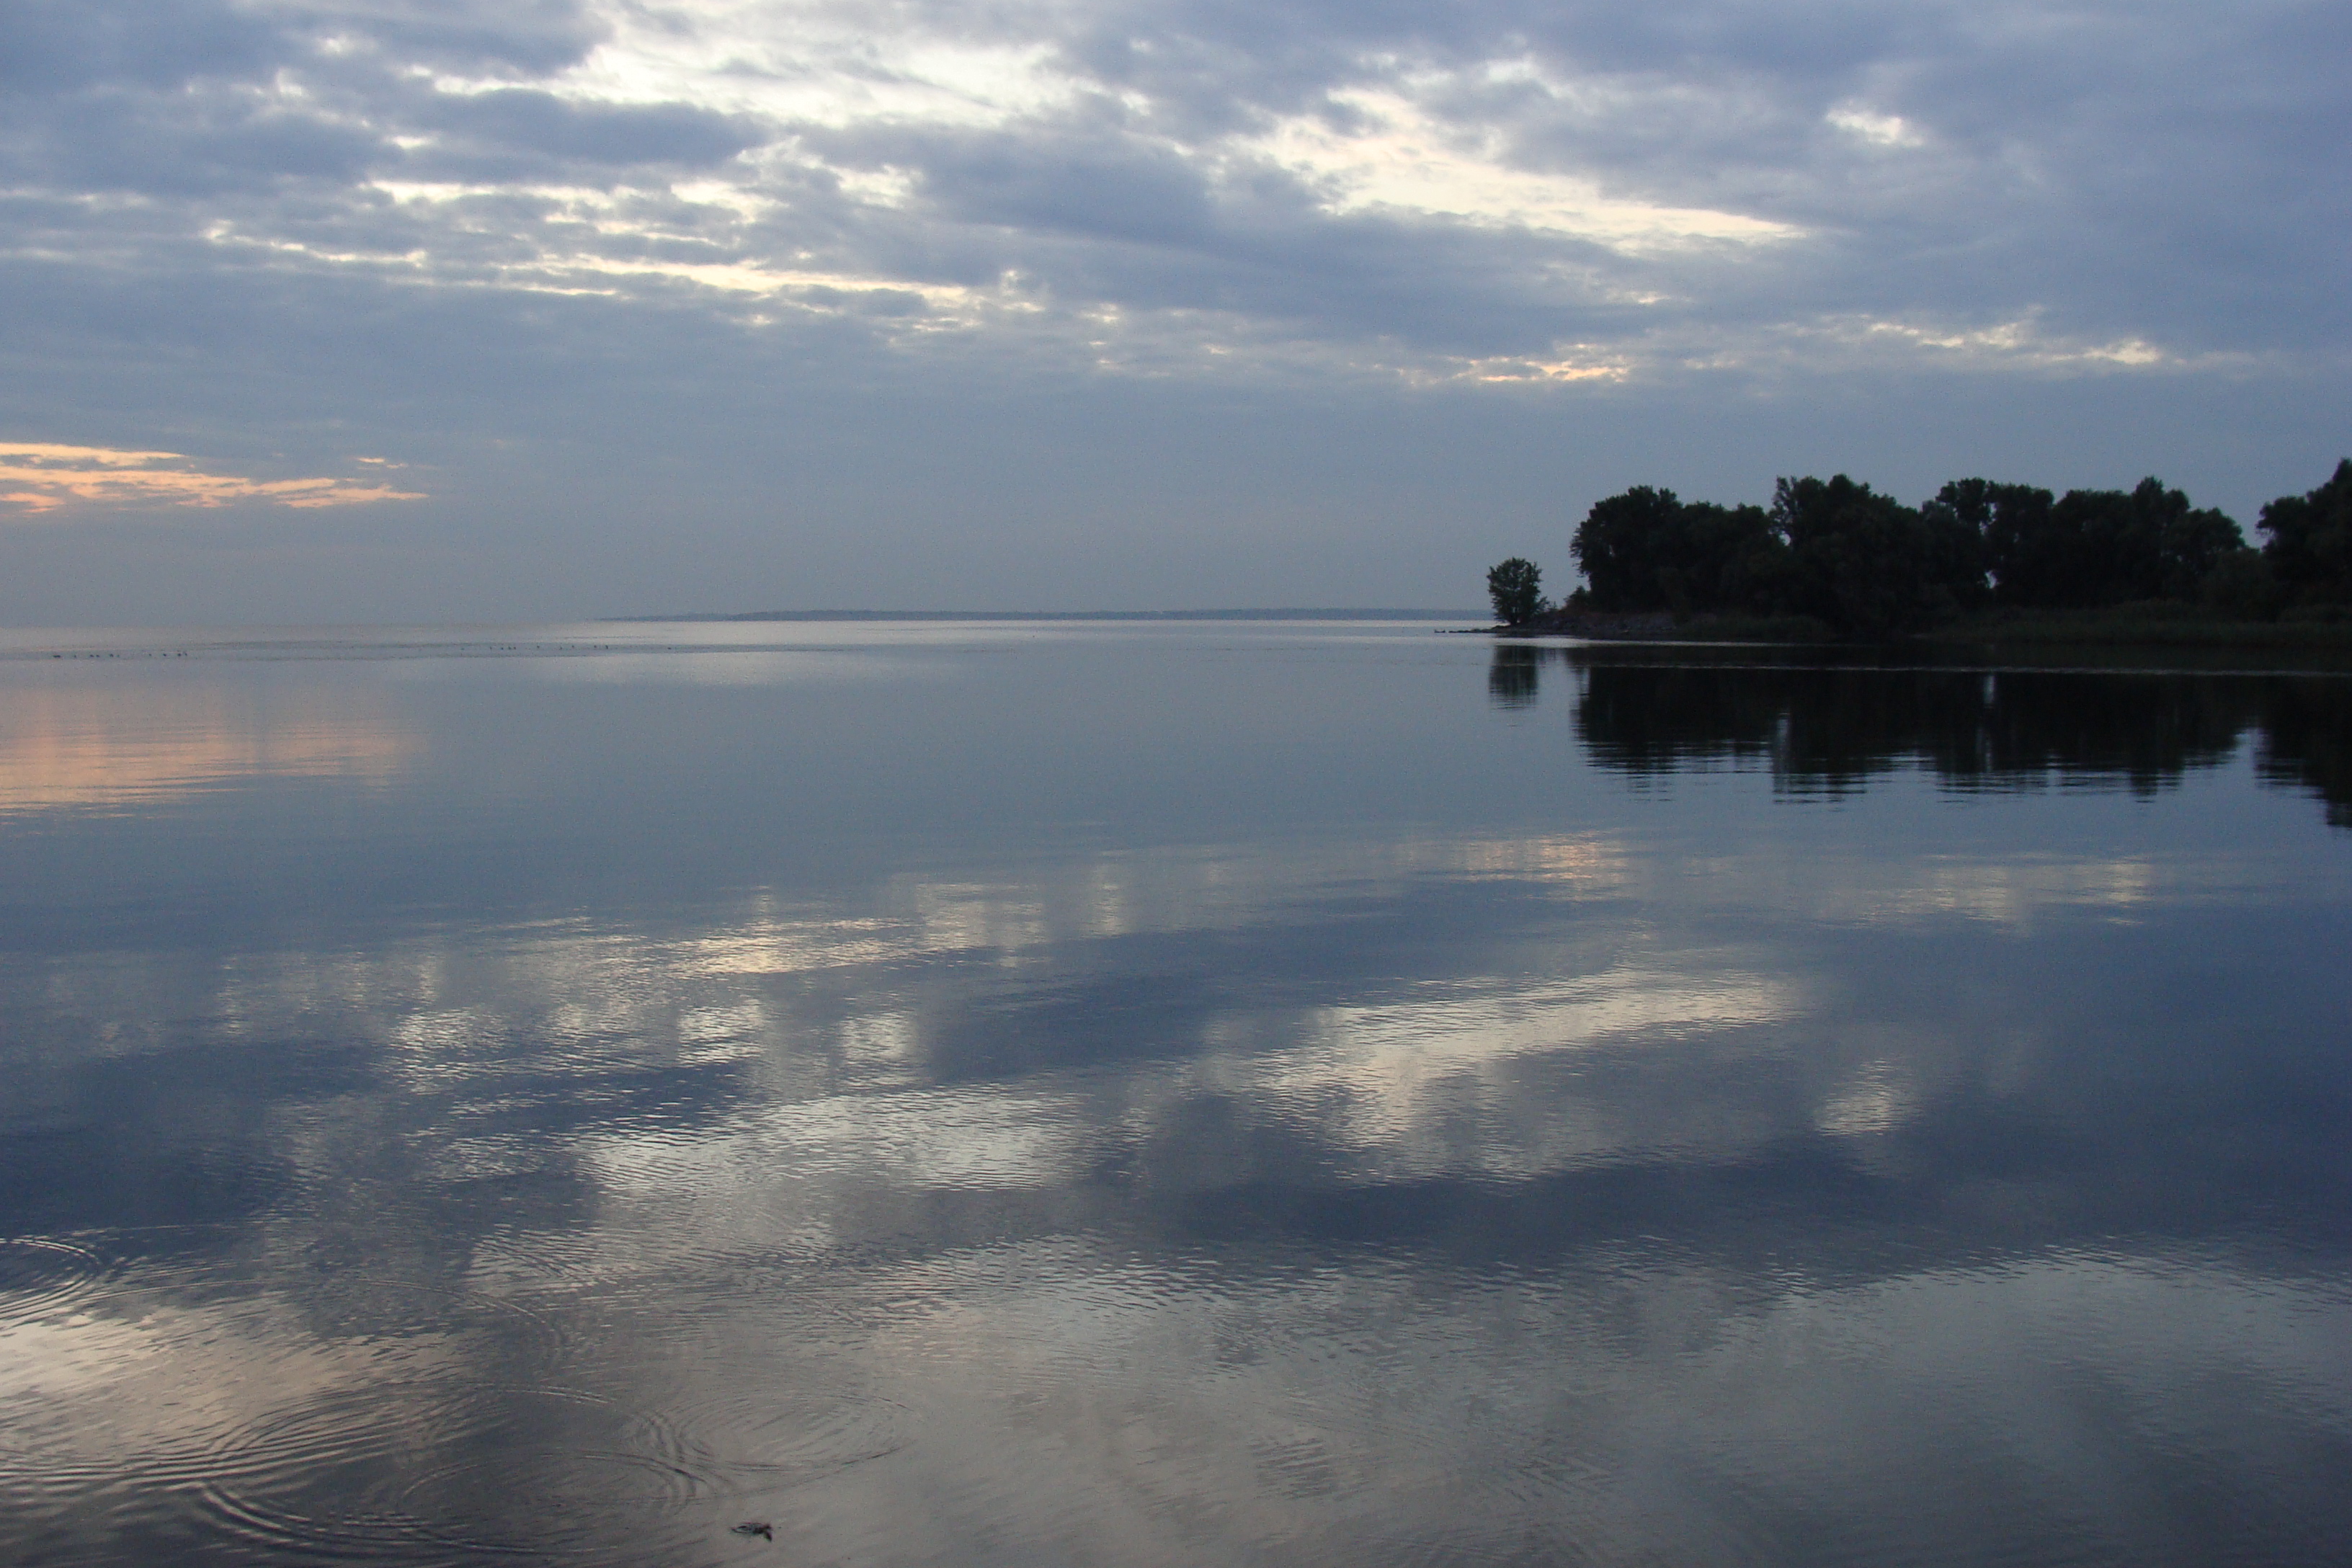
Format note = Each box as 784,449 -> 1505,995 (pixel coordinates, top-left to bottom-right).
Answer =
1827,104 -> 1925,148
1247,89 -> 1802,251
555,0 -> 1089,130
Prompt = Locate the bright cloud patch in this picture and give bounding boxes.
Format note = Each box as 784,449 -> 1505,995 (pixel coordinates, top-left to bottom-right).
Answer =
1857,318 -> 2170,368
1252,91 -> 1801,249
559,1 -> 1081,130
0,445 -> 426,517
1827,105 -> 1924,148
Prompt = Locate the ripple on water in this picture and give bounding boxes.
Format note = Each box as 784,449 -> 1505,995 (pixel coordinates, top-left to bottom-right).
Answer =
194,1381 -> 723,1563
294,1271 -> 574,1382
654,1381 -> 909,1494
0,1236 -> 110,1322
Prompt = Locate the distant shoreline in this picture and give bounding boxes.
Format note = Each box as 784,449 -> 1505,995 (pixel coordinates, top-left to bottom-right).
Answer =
608,608 -> 1482,623
1492,605 -> 2352,649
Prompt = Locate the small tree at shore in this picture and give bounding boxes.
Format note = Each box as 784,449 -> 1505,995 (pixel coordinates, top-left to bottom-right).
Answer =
1487,558 -> 1546,625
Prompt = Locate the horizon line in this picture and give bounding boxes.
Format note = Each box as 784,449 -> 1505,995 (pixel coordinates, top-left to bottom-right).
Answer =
607,608 -> 1483,623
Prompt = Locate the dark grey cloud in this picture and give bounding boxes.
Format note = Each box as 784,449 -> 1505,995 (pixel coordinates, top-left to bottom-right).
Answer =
0,0 -> 286,95
2,86 -> 380,193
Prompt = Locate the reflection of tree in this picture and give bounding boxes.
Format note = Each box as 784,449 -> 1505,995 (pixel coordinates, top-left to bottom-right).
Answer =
1554,655 -> 2352,822
2255,677 -> 2352,829
1930,672 -> 2253,795
1487,645 -> 1543,710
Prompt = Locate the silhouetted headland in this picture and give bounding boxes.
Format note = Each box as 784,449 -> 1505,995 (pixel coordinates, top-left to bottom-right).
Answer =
1487,460 -> 2352,651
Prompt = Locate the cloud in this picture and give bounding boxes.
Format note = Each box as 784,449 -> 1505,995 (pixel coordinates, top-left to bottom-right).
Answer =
1247,89 -> 1803,249
0,443 -> 425,516
9,0 -> 2345,373
1825,104 -> 1921,148
0,0 -> 2346,617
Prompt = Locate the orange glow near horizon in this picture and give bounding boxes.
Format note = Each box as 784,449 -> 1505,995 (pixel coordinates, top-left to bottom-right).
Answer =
0,443 -> 425,516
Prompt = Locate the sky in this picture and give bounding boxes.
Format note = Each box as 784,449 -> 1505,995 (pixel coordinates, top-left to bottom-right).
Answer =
1,0 -> 2346,623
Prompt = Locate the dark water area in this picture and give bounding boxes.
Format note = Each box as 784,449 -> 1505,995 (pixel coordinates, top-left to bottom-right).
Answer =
2,622 -> 2348,1567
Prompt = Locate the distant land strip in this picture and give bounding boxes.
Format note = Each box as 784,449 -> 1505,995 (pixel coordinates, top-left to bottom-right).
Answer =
610,608 -> 1481,623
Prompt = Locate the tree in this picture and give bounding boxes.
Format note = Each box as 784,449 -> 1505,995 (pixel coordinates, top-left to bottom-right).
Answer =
2152,482 -> 2246,602
1571,487 -> 1683,611
2260,459 -> 2352,607
1487,557 -> 1546,626
1559,468 -> 2263,637
1773,474 -> 1959,638
1931,478 -> 2044,605
1955,476 -> 2241,608
1571,488 -> 1783,615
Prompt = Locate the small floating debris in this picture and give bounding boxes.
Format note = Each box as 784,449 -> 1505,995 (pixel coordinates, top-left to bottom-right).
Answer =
732,1521 -> 775,1540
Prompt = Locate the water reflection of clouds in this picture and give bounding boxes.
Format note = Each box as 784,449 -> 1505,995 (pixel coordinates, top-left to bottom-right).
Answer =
9,927 -> 2344,1557
589,1088 -> 1092,1204
9,638 -> 2348,1562
1876,853 -> 2162,927
0,681 -> 414,814
1815,1060 -> 1915,1136
24,824 -> 2264,1188
779,1245 -> 2352,1565
672,837 -> 1629,979
558,945 -> 1801,1233
1252,968 -> 1799,1169
21,805 -> 2301,1244
1709,845 -> 2267,933
16,1230 -> 2343,1564
486,934 -> 1795,1216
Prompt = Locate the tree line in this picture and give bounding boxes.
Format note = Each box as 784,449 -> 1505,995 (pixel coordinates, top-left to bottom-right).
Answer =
1488,460 -> 2352,637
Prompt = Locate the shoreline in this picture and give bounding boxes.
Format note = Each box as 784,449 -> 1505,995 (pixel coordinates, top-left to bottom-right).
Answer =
1490,605 -> 2352,649
1481,607 -> 2352,672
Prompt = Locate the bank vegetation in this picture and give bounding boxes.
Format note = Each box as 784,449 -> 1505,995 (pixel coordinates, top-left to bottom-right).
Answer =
1488,460 -> 2352,644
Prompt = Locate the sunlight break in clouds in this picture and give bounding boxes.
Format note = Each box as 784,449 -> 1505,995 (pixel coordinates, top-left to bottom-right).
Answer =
557,0 -> 1081,130
1827,104 -> 1925,148
0,445 -> 426,517
1252,90 -> 1801,249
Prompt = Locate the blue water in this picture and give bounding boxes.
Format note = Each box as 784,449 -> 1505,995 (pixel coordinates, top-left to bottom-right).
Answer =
1,621 -> 2347,1565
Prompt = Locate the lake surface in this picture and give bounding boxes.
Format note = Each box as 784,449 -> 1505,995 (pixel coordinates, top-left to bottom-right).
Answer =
2,620 -> 2348,1567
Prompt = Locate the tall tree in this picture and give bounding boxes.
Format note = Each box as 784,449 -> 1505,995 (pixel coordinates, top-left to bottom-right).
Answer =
1933,478 -> 2049,605
1570,487 -> 1683,611
1773,475 -> 1959,637
1572,488 -> 1781,615
2260,459 -> 2352,607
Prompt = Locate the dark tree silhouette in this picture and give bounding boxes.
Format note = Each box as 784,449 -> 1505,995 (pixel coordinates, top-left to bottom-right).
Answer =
1773,475 -> 1969,637
1570,488 -> 1780,615
1564,467 -> 2278,634
1487,557 -> 1546,625
2260,459 -> 2352,607
1957,477 -> 2245,607
1936,478 -> 2054,604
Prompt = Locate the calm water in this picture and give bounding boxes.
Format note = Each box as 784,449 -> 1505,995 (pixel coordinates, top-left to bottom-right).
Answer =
2,621 -> 2348,1567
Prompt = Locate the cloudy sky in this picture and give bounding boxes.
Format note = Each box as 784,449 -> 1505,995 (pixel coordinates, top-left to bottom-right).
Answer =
1,0 -> 2346,621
